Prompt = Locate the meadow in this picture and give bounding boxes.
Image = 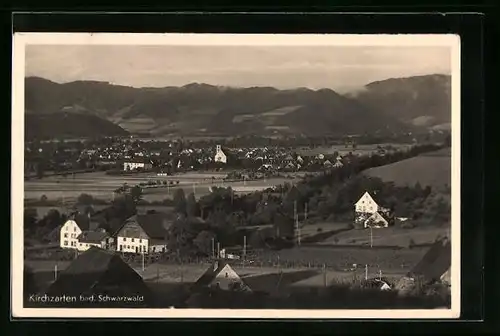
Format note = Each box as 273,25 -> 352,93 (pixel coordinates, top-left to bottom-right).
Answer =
297,143 -> 413,157
362,148 -> 451,191
24,170 -> 294,203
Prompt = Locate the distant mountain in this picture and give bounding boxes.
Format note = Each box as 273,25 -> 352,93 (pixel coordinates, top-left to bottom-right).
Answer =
25,112 -> 129,140
347,74 -> 451,129
25,76 -> 420,138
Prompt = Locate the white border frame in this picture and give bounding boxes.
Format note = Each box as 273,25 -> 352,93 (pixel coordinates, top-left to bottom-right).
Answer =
11,33 -> 461,319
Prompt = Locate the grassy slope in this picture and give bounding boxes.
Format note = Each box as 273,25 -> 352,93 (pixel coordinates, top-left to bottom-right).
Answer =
362,148 -> 451,190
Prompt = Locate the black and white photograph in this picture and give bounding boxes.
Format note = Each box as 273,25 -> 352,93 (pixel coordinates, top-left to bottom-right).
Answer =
11,33 -> 460,319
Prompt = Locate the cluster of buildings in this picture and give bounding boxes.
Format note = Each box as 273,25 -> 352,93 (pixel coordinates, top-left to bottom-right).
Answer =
59,210 -> 170,255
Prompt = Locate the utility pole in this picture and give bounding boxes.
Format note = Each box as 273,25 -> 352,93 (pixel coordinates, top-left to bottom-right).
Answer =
379,270 -> 382,281
142,252 -> 145,271
193,183 -> 196,194
323,264 -> 327,288
294,201 -> 301,246
54,264 -> 58,281
211,238 -> 215,259
217,242 -> 220,259
370,227 -> 373,248
304,202 -> 308,221
365,264 -> 368,281
243,236 -> 247,260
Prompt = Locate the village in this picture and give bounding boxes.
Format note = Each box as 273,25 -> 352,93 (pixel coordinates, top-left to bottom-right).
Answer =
24,142 -> 452,309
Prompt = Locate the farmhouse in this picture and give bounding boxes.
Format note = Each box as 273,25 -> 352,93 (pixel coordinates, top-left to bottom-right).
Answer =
114,213 -> 170,254
193,260 -> 251,292
123,158 -> 153,171
214,145 -> 227,164
408,236 -> 451,285
59,213 -> 99,250
45,247 -> 152,307
354,191 -> 394,229
76,229 -> 109,252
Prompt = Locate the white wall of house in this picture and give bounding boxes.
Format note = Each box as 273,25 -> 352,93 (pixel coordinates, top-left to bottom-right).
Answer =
355,192 -> 379,213
149,244 -> 167,253
123,162 -> 153,171
365,211 -> 389,228
116,236 -> 149,254
214,145 -> 227,164
209,264 -> 247,291
77,241 -> 105,252
59,220 -> 82,250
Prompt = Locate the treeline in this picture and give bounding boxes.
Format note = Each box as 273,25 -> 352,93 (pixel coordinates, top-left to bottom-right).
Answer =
164,144 -> 450,256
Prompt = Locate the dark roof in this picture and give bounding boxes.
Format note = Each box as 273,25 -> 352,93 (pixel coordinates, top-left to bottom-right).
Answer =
73,213 -> 90,231
194,260 -> 231,286
118,213 -> 171,239
409,237 -> 451,282
46,247 -> 150,299
77,230 -> 109,244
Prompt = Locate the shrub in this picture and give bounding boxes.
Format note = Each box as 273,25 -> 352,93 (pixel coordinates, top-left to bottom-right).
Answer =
317,227 -> 323,233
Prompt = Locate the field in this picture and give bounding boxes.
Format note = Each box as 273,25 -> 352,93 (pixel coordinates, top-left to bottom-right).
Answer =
28,205 -> 174,218
313,226 -> 449,247
297,143 -> 413,157
24,171 -> 295,203
363,148 -> 451,190
25,251 -> 415,296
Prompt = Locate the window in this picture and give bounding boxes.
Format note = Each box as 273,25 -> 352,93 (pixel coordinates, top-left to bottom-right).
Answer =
79,243 -> 82,246
74,227 -> 77,232
127,245 -> 130,249
119,245 -> 123,251
139,239 -> 142,243
123,237 -> 127,241
131,238 -> 135,242
64,240 -> 68,246
225,273 -> 228,278
64,233 -> 68,238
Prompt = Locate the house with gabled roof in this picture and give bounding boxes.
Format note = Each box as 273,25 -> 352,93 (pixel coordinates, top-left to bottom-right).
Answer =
193,260 -> 251,292
59,212 -> 100,250
354,191 -> 394,228
45,247 -> 152,307
114,213 -> 171,254
76,229 -> 109,252
408,237 -> 451,285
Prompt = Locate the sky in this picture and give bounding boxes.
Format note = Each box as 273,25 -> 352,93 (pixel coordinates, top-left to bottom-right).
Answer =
25,45 -> 451,92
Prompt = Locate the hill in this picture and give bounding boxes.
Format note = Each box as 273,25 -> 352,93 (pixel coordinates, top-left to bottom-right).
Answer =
25,77 -> 414,138
25,112 -> 129,140
348,74 -> 451,129
362,147 -> 451,191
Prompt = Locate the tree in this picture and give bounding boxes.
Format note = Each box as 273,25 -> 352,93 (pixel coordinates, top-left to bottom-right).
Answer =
173,188 -> 187,215
24,208 -> 38,232
186,192 -> 199,217
193,230 -> 216,256
36,163 -> 45,179
130,185 -> 143,203
77,193 -> 94,205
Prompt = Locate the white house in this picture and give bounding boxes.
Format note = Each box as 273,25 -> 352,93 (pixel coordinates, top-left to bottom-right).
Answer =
123,159 -> 153,171
354,191 -> 393,228
333,156 -> 343,168
355,191 -> 380,214
114,213 -> 170,254
194,260 -> 251,292
59,213 -> 94,249
76,229 -> 109,252
214,145 -> 227,164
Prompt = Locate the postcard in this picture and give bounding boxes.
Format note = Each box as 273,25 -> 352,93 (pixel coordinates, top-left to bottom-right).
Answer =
12,32 -> 460,319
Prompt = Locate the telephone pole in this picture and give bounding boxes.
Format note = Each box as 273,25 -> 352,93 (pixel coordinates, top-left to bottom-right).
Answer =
243,236 -> 247,260
369,227 -> 372,248
294,201 -> 301,246
211,238 -> 215,259
217,242 -> 220,259
323,263 -> 327,288
304,203 -> 308,221
54,264 -> 58,281
365,264 -> 368,281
